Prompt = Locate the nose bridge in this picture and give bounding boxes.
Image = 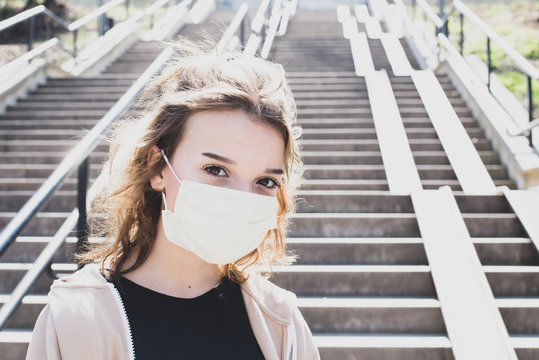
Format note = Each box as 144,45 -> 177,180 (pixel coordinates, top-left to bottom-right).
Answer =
233,179 -> 254,194
226,174 -> 255,194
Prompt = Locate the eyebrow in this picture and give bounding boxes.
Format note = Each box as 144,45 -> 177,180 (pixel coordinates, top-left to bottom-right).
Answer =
202,152 -> 284,175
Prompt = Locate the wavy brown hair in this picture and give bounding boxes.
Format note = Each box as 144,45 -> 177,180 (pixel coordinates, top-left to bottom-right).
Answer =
77,39 -> 304,284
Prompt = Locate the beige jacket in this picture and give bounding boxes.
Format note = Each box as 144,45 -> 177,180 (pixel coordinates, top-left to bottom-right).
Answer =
26,264 -> 319,360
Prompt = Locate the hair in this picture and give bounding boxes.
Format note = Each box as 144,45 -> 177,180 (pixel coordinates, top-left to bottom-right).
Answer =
76,38 -> 304,285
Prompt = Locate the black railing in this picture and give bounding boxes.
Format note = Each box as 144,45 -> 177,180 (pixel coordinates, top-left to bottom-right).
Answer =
0,0 -> 190,74
0,0 -> 126,55
0,47 -> 173,331
409,0 -> 539,147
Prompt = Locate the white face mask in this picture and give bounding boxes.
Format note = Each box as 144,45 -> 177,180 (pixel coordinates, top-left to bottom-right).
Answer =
159,149 -> 279,265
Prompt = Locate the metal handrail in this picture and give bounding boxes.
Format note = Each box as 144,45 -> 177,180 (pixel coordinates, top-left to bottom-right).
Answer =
416,0 -> 444,29
251,0 -> 271,33
146,0 -> 172,15
0,5 -> 67,32
0,47 -> 173,258
217,3 -> 248,51
0,38 -> 59,77
508,118 -> 539,137
408,0 -> 538,147
0,47 -> 174,330
260,0 -> 297,58
0,0 -> 191,74
68,0 -> 125,32
260,6 -> 283,59
0,1 -> 125,54
453,0 -> 539,81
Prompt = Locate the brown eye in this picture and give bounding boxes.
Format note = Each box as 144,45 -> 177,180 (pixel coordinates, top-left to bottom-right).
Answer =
203,165 -> 228,177
257,177 -> 281,189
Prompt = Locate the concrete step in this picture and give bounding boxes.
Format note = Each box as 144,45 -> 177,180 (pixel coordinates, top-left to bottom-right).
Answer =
299,297 -> 539,335
3,236 -> 537,266
29,86 -> 129,94
291,90 -> 464,100
295,101 -> 470,121
44,79 -> 136,87
5,332 -> 537,360
0,120 -> 99,131
288,212 -> 526,237
286,237 -> 539,266
300,138 -> 493,152
0,178 -> 76,191
0,212 -> 70,235
7,101 -> 117,110
0,110 -> 108,120
23,93 -> 125,101
302,164 -> 508,180
300,127 -> 484,139
0,140 -> 106,152
268,265 -> 539,297
0,263 -> 537,298
314,334 -> 539,360
0,164 -> 101,178
299,179 -> 515,191
297,117 -> 475,129
298,150 -> 499,165
0,152 -> 107,164
302,179 -> 390,191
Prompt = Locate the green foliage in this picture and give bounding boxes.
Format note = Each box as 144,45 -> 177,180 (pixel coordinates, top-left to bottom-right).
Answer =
446,0 -> 539,117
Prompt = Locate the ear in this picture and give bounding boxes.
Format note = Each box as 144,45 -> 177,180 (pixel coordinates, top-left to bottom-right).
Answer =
149,145 -> 166,192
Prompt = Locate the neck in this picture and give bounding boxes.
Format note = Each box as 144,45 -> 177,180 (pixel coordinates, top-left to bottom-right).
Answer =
121,218 -> 223,299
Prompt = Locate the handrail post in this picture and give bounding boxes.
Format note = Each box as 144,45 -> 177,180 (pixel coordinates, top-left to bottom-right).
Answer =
76,157 -> 90,259
439,0 -> 448,36
438,0 -> 445,17
240,16 -> 245,48
98,0 -> 105,36
27,16 -> 35,52
412,0 -> 417,19
486,37 -> 491,92
459,12 -> 464,56
73,28 -> 78,57
528,75 -> 534,147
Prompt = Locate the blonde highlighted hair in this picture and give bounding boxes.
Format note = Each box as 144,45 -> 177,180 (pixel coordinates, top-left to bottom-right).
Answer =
77,39 -> 304,284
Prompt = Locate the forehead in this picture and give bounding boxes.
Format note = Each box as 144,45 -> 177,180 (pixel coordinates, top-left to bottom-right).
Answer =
174,108 -> 286,165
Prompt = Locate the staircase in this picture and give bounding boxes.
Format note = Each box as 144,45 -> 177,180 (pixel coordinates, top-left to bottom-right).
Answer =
1,4 -> 538,360
0,10 -> 234,359
266,8 -> 537,360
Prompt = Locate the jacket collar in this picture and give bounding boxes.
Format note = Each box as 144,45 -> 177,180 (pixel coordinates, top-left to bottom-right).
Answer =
240,270 -> 297,325
52,263 -> 297,324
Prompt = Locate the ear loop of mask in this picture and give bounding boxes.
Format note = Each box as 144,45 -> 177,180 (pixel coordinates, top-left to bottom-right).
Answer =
160,148 -> 183,212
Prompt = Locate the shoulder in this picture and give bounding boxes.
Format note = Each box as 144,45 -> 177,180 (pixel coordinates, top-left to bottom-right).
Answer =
46,263 -> 118,326
240,271 -> 321,359
240,271 -> 297,324
29,264 -> 129,359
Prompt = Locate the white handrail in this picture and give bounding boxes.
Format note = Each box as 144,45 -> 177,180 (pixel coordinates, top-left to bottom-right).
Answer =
68,0 -> 125,31
251,0 -> 271,33
0,38 -> 59,77
217,3 -> 248,52
507,118 -> 539,137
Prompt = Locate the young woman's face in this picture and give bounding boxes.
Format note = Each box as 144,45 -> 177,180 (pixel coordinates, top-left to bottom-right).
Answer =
156,108 -> 286,211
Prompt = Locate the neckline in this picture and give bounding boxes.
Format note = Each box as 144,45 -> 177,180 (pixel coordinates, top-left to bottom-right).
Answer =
117,274 -> 229,302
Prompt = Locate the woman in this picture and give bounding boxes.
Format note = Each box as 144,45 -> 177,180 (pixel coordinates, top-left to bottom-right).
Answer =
26,40 -> 320,360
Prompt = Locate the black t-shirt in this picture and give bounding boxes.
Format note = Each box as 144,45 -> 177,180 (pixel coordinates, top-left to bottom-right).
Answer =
108,273 -> 265,360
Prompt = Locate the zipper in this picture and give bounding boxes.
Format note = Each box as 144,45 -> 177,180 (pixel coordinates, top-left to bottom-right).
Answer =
108,283 -> 136,360
286,319 -> 297,360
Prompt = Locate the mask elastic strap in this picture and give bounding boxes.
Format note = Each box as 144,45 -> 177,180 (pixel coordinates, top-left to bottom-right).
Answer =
160,148 -> 183,185
161,192 -> 169,211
